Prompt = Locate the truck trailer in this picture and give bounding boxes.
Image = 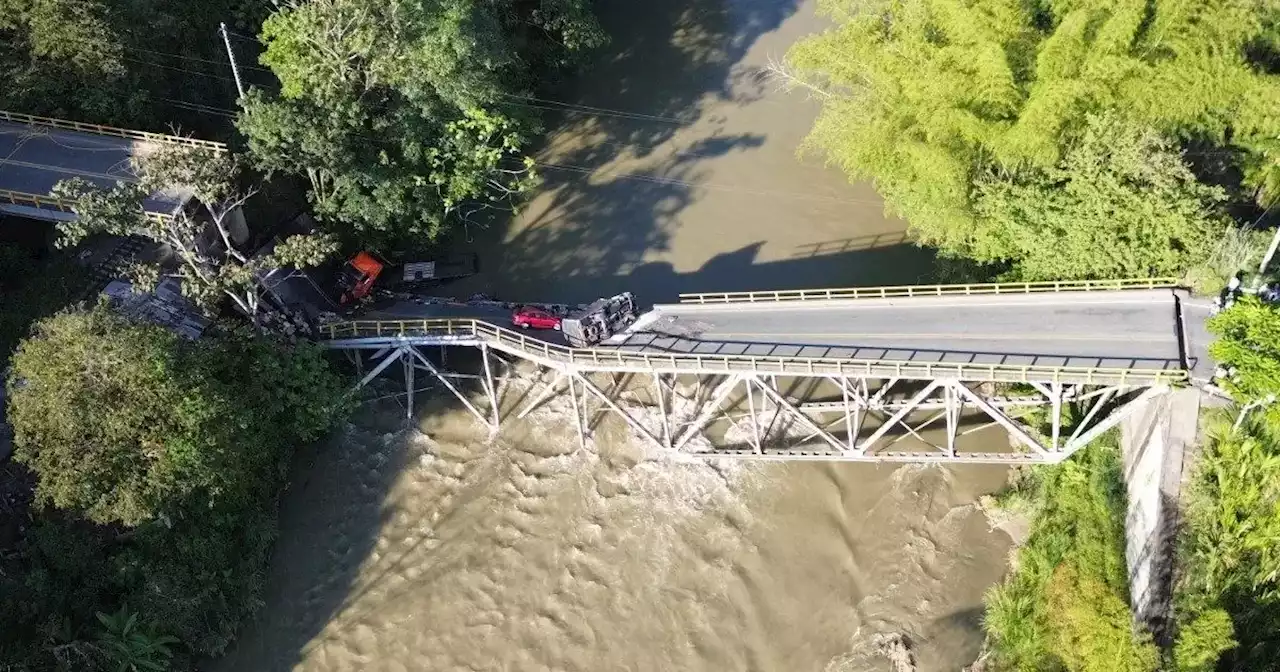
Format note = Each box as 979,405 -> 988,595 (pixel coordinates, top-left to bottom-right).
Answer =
561,292 -> 638,347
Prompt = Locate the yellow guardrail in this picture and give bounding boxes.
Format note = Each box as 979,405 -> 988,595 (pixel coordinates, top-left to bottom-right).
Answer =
319,318 -> 1190,387
0,188 -> 74,213
0,188 -> 174,222
0,110 -> 227,151
678,277 -> 1180,304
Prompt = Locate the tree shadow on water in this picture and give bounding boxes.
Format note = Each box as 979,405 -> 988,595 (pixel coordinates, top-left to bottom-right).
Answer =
208,376 -> 490,671
451,0 -> 819,303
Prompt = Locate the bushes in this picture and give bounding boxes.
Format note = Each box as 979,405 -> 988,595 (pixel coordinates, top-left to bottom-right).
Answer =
1173,413 -> 1280,671
970,113 -> 1229,281
1046,566 -> 1159,672
1207,296 -> 1280,420
787,0 -> 1280,281
983,439 -> 1158,671
9,307 -> 343,526
1,306 -> 346,666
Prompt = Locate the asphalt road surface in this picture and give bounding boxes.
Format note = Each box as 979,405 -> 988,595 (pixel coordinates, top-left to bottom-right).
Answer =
0,120 -> 187,220
619,289 -> 1203,374
345,288 -> 1210,378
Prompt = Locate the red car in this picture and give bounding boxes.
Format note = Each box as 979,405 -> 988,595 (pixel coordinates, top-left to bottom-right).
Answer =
512,306 -> 561,330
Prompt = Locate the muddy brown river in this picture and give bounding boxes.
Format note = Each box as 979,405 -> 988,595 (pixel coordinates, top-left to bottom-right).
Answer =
215,0 -> 1017,668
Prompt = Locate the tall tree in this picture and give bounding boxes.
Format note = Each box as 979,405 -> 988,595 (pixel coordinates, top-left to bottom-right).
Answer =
0,0 -> 264,136
970,112 -> 1228,280
787,0 -> 1280,262
238,0 -> 605,250
6,306 -> 344,526
52,145 -> 336,328
3,307 -> 346,659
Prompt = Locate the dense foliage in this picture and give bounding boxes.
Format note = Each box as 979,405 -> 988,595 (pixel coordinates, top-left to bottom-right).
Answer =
1208,296 -> 1280,419
238,0 -> 606,250
971,113 -> 1228,280
1182,300 -> 1280,669
0,0 -> 267,137
1,307 -> 346,665
983,439 -> 1158,671
1174,413 -> 1280,671
789,0 -> 1280,279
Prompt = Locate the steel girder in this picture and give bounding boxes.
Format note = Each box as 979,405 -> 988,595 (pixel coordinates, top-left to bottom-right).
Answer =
339,343 -> 1171,464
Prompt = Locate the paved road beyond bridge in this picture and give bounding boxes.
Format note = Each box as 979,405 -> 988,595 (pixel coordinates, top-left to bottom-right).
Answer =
0,110 -> 224,222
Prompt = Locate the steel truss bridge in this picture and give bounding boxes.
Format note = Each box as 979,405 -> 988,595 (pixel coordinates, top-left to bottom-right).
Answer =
319,279 -> 1210,465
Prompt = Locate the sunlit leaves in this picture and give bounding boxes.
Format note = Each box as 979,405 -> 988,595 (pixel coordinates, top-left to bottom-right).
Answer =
240,0 -> 601,250
1208,296 -> 1280,414
972,112 -> 1228,279
791,0 -> 1280,274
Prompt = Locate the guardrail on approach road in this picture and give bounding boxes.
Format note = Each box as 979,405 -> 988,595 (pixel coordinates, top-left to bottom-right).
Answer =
678,277 -> 1180,304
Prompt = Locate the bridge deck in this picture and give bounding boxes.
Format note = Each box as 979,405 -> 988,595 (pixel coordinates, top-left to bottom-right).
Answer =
626,289 -> 1201,374
332,287 -> 1205,385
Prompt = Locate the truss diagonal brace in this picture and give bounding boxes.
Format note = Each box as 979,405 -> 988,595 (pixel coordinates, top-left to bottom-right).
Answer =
352,346 -> 406,392
517,370 -> 567,419
573,373 -> 665,450
754,377 -> 847,453
1064,385 -> 1170,454
858,380 -> 941,453
952,381 -> 1048,455
408,347 -> 491,427
674,375 -> 745,451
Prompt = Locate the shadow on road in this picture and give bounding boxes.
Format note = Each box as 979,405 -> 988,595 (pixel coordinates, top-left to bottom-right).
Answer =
616,332 -> 1186,372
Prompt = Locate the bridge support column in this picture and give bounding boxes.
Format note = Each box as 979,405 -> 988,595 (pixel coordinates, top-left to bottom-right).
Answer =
404,346 -> 415,423
1120,387 -> 1199,641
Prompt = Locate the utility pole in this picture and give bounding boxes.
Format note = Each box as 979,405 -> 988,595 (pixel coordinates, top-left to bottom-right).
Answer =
219,22 -> 246,100
1259,224 -> 1280,278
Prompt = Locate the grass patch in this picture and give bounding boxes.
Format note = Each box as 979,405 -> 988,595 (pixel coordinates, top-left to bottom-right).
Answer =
983,438 -> 1158,671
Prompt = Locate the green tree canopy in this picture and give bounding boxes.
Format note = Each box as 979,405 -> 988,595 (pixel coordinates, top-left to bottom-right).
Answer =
970,112 -> 1228,279
1208,296 -> 1280,415
238,0 -> 605,250
788,0 -> 1280,260
6,306 -> 343,526
52,145 -> 336,328
0,0 -> 264,136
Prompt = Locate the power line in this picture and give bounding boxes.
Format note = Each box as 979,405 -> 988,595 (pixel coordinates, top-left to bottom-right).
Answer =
123,44 -> 275,75
121,56 -> 238,83
162,98 -> 237,119
495,93 -> 690,125
224,28 -> 264,44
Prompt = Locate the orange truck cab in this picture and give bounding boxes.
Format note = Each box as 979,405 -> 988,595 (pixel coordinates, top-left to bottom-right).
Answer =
337,251 -> 384,304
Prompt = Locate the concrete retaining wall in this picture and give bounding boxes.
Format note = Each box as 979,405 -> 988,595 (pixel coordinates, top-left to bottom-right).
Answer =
1120,387 -> 1201,641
